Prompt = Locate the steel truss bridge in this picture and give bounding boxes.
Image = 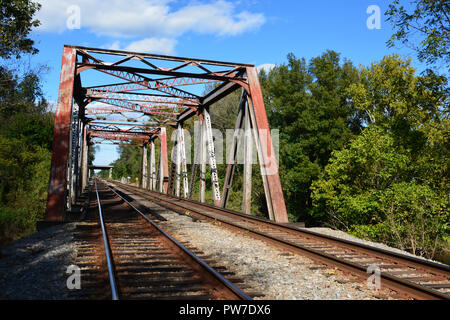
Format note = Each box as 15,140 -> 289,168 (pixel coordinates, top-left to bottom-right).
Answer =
45,45 -> 288,223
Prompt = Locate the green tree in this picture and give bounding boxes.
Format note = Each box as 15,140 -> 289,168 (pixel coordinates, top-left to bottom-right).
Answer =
311,55 -> 449,258
386,0 -> 450,69
261,51 -> 363,222
0,136 -> 51,245
0,0 -> 53,247
112,144 -> 143,180
0,0 -> 41,59
311,128 -> 448,259
346,54 -> 449,193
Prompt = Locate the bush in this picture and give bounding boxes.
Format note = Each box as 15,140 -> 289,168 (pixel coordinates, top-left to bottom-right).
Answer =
0,135 -> 51,246
350,182 -> 448,258
311,127 -> 449,259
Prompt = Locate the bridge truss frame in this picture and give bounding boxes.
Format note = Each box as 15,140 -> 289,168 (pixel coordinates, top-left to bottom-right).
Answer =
45,45 -> 288,222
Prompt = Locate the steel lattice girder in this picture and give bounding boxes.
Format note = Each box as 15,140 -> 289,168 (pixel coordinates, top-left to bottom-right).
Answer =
88,126 -> 157,134
88,120 -> 162,127
89,131 -> 151,141
85,89 -> 199,106
92,98 -> 181,118
45,45 -> 288,223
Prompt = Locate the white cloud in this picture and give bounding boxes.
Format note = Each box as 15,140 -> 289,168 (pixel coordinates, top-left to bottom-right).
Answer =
35,0 -> 265,38
121,38 -> 177,55
107,41 -> 121,51
257,63 -> 276,73
163,1 -> 265,36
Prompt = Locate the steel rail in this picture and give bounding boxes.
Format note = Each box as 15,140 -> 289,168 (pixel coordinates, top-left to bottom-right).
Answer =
101,180 -> 251,300
112,181 -> 450,300
94,180 -> 119,300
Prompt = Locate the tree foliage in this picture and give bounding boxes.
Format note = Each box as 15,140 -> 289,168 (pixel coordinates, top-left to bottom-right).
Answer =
0,0 -> 52,246
260,51 -> 363,223
386,0 -> 450,69
0,70 -> 53,246
0,0 -> 41,59
112,144 -> 143,181
311,55 -> 449,258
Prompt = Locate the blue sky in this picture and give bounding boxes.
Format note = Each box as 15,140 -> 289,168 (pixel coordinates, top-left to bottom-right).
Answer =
25,0 -> 424,165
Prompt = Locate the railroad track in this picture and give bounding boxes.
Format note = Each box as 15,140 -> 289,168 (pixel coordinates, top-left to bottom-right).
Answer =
109,180 -> 450,300
71,179 -> 251,300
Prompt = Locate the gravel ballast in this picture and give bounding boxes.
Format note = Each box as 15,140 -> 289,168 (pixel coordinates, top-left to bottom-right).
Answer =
0,223 -> 79,299
3,183 -> 442,300
114,186 -> 397,300
158,211 -> 395,300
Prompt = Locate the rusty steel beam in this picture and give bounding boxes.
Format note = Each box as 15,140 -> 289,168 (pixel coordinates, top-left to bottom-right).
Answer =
86,106 -> 131,114
88,126 -> 155,134
67,45 -> 254,68
156,127 -> 169,193
95,74 -> 218,89
79,63 -> 242,82
86,90 -> 199,106
202,81 -> 242,106
93,142 -> 141,145
89,131 -> 151,140
89,120 -> 160,127
177,80 -> 241,123
84,82 -> 200,102
45,47 -> 77,221
141,143 -> 148,189
149,140 -> 156,190
94,98 -> 182,118
76,52 -> 200,100
245,67 -> 288,223
88,128 -> 155,136
81,124 -> 88,191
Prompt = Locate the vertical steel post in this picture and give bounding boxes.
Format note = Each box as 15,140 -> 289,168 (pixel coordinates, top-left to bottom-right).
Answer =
245,67 -> 289,223
188,120 -> 201,199
150,140 -> 156,190
141,143 -> 148,189
81,125 -> 88,191
75,119 -> 83,198
159,127 -> 169,193
199,114 -> 206,202
68,102 -> 79,210
242,100 -> 253,214
174,126 -> 181,197
44,47 -> 77,221
203,107 -> 221,206
178,122 -> 189,198
158,143 -> 163,192
221,91 -> 245,208
154,147 -> 159,190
